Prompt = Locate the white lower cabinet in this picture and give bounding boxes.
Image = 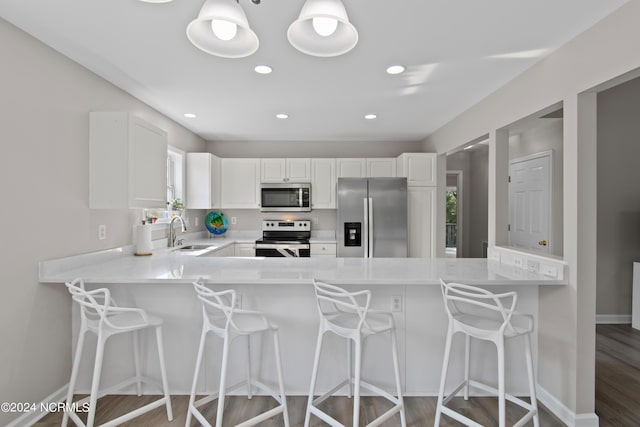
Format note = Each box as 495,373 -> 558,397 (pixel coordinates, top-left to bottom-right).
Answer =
234,243 -> 255,257
205,245 -> 235,257
310,243 -> 337,257
407,186 -> 436,258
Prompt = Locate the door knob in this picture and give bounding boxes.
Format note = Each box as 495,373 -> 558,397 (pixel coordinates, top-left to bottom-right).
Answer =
538,240 -> 548,246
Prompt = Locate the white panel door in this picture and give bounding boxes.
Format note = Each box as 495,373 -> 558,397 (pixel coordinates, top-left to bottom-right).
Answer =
221,158 -> 260,208
261,159 -> 286,182
508,153 -> 551,253
311,158 -> 336,209
286,158 -> 311,182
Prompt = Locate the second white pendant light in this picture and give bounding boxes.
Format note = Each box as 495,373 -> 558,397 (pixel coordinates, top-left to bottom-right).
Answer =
288,0 -> 358,57
186,0 -> 259,58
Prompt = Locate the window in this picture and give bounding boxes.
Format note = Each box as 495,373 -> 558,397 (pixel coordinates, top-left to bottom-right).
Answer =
167,146 -> 185,207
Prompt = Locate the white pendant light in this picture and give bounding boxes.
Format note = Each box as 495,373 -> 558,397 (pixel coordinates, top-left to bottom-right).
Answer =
287,0 -> 358,57
186,0 -> 259,58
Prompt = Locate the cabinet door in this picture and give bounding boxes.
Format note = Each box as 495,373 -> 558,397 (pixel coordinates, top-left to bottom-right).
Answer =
286,158 -> 311,182
407,186 -> 436,258
235,243 -> 255,257
130,117 -> 168,207
221,159 -> 260,208
310,243 -> 337,257
337,158 -> 366,178
367,158 -> 396,177
397,153 -> 437,186
261,159 -> 286,182
186,153 -> 221,209
311,159 -> 336,209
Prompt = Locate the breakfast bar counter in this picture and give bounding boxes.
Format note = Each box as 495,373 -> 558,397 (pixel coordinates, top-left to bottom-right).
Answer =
40,243 -> 567,397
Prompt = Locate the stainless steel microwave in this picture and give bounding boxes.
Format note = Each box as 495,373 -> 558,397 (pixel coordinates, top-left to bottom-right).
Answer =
260,183 -> 311,212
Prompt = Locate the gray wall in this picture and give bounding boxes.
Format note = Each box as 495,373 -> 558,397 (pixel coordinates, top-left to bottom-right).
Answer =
0,17 -> 206,425
597,76 -> 640,316
209,140 -> 424,158
509,118 -> 564,256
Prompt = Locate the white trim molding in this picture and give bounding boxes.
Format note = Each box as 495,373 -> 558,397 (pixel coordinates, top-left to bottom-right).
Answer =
596,314 -> 632,324
5,384 -> 68,427
537,384 -> 599,427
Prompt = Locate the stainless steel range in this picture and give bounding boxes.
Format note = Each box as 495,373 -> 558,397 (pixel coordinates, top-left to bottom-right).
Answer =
255,220 -> 311,257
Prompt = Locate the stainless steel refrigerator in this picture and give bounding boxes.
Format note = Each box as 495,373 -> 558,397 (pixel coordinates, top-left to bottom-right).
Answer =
337,177 -> 408,257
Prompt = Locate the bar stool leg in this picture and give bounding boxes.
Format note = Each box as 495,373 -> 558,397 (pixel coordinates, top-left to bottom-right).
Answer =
525,333 -> 540,427
273,330 -> 290,427
464,334 -> 471,400
186,328 -> 208,427
246,335 -> 253,399
390,327 -> 407,427
347,339 -> 353,398
352,336 -> 362,427
304,326 -> 324,427
497,337 -> 506,427
133,330 -> 142,396
155,326 -> 173,421
62,330 -> 87,427
434,324 -> 454,427
86,334 -> 107,427
215,335 -> 231,427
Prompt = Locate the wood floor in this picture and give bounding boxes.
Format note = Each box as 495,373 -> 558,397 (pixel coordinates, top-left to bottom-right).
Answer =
35,324 -> 639,426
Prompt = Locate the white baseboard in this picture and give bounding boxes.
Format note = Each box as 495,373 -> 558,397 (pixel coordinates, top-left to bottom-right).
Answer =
596,314 -> 631,324
5,384 -> 68,427
537,384 -> 599,427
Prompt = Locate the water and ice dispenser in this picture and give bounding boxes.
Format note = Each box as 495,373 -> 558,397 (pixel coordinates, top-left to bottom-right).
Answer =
344,222 -> 362,247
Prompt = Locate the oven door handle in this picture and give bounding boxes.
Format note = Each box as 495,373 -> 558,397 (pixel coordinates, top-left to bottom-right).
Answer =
255,243 -> 310,250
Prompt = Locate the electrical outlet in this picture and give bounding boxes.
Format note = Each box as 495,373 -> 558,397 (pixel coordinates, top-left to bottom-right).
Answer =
195,217 -> 199,227
513,256 -> 523,268
98,224 -> 106,240
312,217 -> 319,225
391,296 -> 402,312
231,217 -> 237,225
527,260 -> 540,273
234,294 -> 242,309
542,265 -> 558,278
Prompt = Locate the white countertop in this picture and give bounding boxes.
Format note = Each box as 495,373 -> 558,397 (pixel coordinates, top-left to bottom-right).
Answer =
40,236 -> 566,286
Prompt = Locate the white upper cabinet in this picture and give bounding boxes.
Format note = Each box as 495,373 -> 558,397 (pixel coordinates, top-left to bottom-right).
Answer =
90,112 -> 167,209
397,153 -> 437,186
366,158 -> 397,177
221,158 -> 260,208
186,153 -> 221,209
261,158 -> 310,182
311,158 -> 336,209
336,158 -> 366,178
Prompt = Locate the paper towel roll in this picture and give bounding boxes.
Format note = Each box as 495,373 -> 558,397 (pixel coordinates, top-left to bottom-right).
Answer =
135,224 -> 153,256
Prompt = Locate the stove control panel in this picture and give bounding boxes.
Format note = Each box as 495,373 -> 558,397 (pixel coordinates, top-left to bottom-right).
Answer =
262,220 -> 311,231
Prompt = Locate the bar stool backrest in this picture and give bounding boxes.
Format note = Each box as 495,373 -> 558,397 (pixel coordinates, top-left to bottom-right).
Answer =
440,279 -> 518,334
193,278 -> 239,333
313,279 -> 372,331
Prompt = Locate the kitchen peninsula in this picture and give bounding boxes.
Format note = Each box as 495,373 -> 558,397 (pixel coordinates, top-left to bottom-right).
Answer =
40,239 -> 567,398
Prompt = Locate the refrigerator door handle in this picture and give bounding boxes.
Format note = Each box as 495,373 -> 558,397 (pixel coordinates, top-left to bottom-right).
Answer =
368,197 -> 374,258
363,198 -> 369,258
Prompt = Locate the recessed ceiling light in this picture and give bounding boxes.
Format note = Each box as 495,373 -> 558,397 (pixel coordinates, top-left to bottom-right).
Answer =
364,114 -> 377,120
254,65 -> 273,74
386,65 -> 405,75
276,113 -> 289,119
183,113 -> 197,118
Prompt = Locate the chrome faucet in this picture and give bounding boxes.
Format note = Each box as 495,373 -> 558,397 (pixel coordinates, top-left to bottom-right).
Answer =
168,216 -> 187,247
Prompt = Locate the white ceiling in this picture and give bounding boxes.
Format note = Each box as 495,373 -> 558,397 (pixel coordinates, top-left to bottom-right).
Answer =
0,0 -> 627,142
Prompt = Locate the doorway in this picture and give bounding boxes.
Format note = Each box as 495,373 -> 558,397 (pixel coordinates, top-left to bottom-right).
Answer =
446,171 -> 463,258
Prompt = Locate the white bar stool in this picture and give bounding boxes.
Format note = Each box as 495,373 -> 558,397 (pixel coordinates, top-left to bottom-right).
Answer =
186,278 -> 290,427
435,279 -> 539,427
304,279 -> 406,427
63,278 -> 173,427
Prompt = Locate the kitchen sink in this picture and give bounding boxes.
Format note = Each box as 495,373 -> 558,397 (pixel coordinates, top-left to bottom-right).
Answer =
175,244 -> 217,251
